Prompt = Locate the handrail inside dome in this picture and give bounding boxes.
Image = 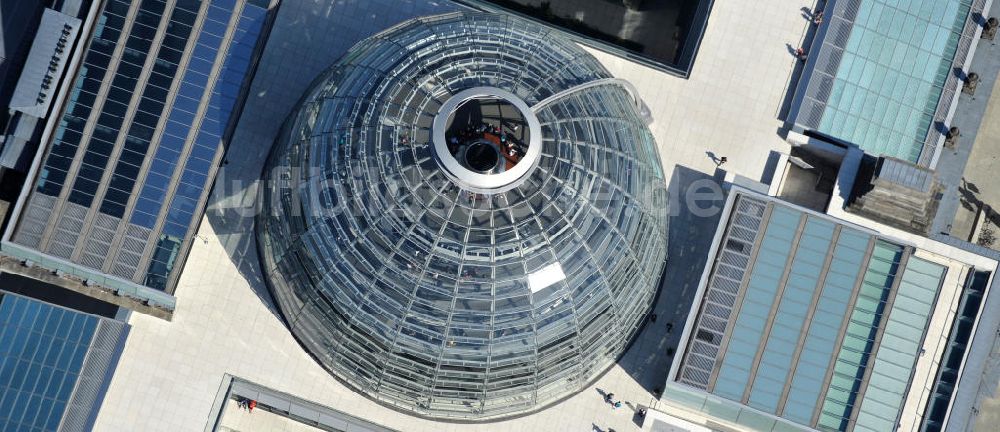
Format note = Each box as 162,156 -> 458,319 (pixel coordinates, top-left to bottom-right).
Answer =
529,78 -> 650,124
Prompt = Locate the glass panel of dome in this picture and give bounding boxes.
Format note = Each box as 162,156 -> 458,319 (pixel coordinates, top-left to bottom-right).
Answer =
256,12 -> 667,420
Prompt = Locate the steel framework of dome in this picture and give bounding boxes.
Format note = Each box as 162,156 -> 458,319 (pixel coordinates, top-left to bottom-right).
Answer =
256,12 -> 669,420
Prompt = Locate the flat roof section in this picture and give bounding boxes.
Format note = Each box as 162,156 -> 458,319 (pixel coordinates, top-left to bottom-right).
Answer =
790,0 -> 986,167
668,191 -> 984,432
214,375 -> 398,432
2,0 -> 276,313
0,0 -> 48,127
210,376 -> 399,432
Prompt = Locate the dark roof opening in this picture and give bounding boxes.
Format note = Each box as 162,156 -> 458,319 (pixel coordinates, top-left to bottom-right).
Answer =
0,272 -> 121,318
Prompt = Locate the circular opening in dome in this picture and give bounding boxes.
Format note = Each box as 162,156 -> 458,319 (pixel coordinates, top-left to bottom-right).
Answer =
443,97 -> 531,172
464,141 -> 501,173
433,87 -> 542,194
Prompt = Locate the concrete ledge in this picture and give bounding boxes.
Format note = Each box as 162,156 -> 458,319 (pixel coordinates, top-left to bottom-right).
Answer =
209,375 -> 399,432
0,255 -> 173,320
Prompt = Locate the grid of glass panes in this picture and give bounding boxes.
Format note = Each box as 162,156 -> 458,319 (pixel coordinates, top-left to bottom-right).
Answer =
11,0 -> 270,295
676,194 -> 767,389
129,0 -> 236,230
0,294 -> 97,431
142,0 -> 268,289
782,229 -> 870,426
99,0 -> 200,218
817,0 -> 971,162
66,0 -> 166,207
746,217 -> 835,413
816,241 -> 903,431
257,13 -> 668,419
920,270 -> 988,432
713,205 -> 801,402
36,0 -> 131,196
853,257 -> 944,432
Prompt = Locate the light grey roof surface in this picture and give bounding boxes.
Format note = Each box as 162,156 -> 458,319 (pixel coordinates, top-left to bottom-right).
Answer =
650,419 -> 692,432
8,8 -> 79,117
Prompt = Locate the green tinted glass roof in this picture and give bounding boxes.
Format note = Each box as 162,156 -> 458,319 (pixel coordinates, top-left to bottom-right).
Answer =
817,0 -> 971,162
852,257 -> 945,432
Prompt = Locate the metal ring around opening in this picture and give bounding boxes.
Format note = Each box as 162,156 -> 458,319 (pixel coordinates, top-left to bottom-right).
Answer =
432,87 -> 542,194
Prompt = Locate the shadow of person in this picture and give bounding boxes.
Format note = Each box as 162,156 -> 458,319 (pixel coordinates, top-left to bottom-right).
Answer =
631,405 -> 646,427
960,197 -> 975,212
596,388 -> 608,399
785,43 -> 799,57
964,179 -> 981,194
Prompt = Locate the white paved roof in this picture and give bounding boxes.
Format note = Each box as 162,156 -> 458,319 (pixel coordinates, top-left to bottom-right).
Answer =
92,0 -> 814,431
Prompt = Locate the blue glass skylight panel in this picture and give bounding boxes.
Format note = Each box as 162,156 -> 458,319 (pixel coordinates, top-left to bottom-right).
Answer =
137,0 -> 268,289
0,294 -> 97,431
98,3 -> 197,218
66,0 -> 166,208
130,1 -> 236,229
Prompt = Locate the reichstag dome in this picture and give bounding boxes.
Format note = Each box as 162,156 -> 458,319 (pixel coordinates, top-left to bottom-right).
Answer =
257,12 -> 669,419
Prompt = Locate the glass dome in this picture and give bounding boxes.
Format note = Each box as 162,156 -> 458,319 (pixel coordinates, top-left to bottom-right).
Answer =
256,12 -> 668,420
